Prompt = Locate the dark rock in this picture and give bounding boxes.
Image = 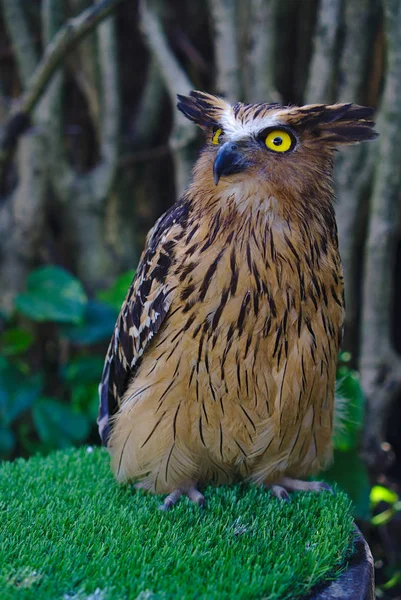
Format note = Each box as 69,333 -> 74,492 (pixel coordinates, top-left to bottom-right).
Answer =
309,526 -> 374,600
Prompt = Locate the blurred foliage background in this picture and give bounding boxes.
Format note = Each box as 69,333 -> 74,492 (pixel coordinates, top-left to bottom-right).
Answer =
0,0 -> 401,596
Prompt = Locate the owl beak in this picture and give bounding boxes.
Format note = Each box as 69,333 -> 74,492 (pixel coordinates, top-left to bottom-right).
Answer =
213,142 -> 249,185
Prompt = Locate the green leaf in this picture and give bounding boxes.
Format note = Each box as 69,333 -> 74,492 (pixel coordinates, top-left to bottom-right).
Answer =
371,506 -> 399,526
338,351 -> 352,363
322,449 -> 371,520
63,355 -> 104,385
62,356 -> 103,424
7,375 -> 42,424
16,422 -> 42,456
381,570 -> 401,590
61,301 -> 116,345
97,270 -> 135,311
71,383 -> 100,422
15,266 -> 87,324
370,485 -> 399,507
0,327 -> 34,356
0,307 -> 11,322
0,358 -> 42,425
32,397 -> 90,449
333,366 -> 365,451
0,426 -> 15,457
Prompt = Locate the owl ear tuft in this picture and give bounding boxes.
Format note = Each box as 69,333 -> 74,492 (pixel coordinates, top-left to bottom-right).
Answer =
177,91 -> 230,130
176,94 -> 212,128
315,104 -> 379,145
295,103 -> 379,146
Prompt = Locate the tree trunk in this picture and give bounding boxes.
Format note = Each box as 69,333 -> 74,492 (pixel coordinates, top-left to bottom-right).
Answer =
359,0 -> 401,462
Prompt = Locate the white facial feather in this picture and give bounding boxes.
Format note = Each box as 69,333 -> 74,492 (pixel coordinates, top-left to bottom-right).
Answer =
219,107 -> 282,141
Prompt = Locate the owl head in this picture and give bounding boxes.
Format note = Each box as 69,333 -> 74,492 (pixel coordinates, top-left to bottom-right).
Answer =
177,91 -> 378,196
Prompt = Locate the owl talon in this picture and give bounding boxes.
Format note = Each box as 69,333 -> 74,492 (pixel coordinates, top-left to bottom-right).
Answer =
269,485 -> 291,502
159,486 -> 205,511
266,477 -> 334,497
187,486 -> 206,507
311,481 -> 334,495
159,488 -> 183,511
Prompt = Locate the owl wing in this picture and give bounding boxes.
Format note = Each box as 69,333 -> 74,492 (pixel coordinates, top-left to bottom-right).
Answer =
97,199 -> 190,445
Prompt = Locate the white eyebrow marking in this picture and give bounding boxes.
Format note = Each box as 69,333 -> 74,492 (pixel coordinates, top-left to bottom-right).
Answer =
219,107 -> 281,141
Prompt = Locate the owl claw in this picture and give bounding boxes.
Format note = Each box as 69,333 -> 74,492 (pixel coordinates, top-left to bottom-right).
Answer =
310,481 -> 334,495
159,486 -> 205,511
187,486 -> 206,507
269,485 -> 291,502
265,477 -> 334,499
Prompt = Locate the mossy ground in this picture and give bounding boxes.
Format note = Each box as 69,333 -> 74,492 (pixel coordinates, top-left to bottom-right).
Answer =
0,446 -> 355,600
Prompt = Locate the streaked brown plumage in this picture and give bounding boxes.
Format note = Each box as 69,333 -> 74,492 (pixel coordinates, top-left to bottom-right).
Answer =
98,91 -> 378,508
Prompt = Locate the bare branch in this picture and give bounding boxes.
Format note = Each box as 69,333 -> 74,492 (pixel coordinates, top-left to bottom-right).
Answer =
38,0 -> 65,125
66,186 -> 118,292
69,61 -> 101,129
40,0 -> 75,203
132,56 -> 164,148
19,0 -> 123,116
208,0 -> 241,101
337,0 -> 377,103
334,0 -> 378,352
40,0 -> 122,289
0,91 -> 9,126
360,0 -> 401,455
305,0 -> 342,104
0,0 -> 67,313
139,0 -> 192,99
335,144 -> 375,353
67,0 -> 101,141
0,0 -> 124,171
139,0 -> 196,195
1,0 -> 39,88
90,0 -> 120,200
245,0 -> 280,103
0,133 -> 47,315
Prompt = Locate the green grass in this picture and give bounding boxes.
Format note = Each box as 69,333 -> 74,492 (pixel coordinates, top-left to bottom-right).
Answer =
0,447 -> 355,600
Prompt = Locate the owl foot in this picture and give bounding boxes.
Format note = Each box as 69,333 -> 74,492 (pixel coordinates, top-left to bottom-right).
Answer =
268,485 -> 291,501
266,477 -> 333,500
159,485 -> 205,511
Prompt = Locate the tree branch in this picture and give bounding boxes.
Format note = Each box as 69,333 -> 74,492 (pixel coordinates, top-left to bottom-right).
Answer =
334,0 -> 378,353
245,0 -> 280,103
337,0 -> 377,104
305,0 -> 342,104
41,0 -> 122,290
1,0 -> 39,88
19,0 -> 123,116
67,0 -> 102,141
0,132 -> 47,315
0,0 -> 65,312
139,0 -> 197,196
0,0 -> 124,169
139,1 -> 193,98
90,0 -> 120,200
132,56 -> 164,148
40,0 -> 75,203
207,0 -> 241,101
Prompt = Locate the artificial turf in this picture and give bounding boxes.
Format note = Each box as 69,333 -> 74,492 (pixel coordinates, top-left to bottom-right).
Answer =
0,446 -> 355,600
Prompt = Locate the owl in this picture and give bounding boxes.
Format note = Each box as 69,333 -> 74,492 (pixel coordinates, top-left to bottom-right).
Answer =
98,91 -> 377,509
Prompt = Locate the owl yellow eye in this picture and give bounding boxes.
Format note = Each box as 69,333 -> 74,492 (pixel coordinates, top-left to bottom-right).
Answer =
265,130 -> 293,153
212,128 -> 223,145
